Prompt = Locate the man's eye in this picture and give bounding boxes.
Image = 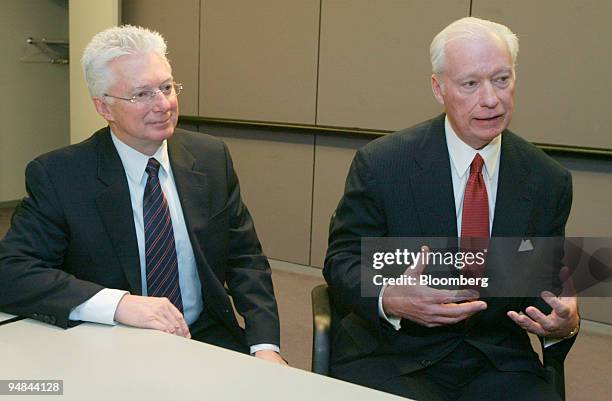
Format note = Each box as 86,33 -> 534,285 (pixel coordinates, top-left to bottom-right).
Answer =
161,83 -> 173,94
496,76 -> 510,84
135,91 -> 152,99
463,81 -> 478,88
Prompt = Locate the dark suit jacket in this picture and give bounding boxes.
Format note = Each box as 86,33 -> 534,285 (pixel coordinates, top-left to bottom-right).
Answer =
0,127 -> 280,349
323,114 -> 574,388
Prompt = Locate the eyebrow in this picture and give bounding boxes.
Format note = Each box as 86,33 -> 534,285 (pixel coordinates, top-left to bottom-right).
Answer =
456,67 -> 513,81
131,78 -> 174,91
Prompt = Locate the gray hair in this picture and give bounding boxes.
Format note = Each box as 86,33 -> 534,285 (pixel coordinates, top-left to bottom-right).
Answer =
430,17 -> 519,75
81,25 -> 168,97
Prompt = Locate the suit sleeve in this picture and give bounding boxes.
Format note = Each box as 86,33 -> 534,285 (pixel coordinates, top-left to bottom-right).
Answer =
0,159 -> 103,328
323,149 -> 386,329
537,169 -> 577,356
221,145 -> 280,346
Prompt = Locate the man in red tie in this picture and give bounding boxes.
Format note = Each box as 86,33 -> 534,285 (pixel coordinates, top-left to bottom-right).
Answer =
324,17 -> 578,400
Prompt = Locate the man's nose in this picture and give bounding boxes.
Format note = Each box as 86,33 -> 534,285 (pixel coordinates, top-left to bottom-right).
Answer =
151,90 -> 172,111
479,81 -> 499,108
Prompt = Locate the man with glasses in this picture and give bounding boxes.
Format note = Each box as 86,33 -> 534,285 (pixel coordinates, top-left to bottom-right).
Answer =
0,25 -> 285,364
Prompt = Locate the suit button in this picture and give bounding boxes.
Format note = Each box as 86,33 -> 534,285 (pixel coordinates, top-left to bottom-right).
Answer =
50,317 -> 56,324
43,316 -> 51,323
32,313 -> 39,319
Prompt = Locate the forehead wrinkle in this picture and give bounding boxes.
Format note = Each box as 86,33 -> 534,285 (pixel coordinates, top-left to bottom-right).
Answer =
444,40 -> 512,81
109,53 -> 172,89
131,77 -> 174,91
454,65 -> 513,82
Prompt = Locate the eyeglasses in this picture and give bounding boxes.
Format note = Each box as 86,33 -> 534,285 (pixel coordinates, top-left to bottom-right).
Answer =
104,82 -> 183,104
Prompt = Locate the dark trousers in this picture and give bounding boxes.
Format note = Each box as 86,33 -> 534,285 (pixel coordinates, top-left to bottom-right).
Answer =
377,343 -> 561,401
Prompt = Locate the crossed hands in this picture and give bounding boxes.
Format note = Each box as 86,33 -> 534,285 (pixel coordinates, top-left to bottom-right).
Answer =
382,246 -> 487,327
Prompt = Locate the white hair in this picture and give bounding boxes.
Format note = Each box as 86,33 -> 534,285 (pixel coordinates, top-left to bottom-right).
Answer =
430,17 -> 519,75
81,25 -> 168,97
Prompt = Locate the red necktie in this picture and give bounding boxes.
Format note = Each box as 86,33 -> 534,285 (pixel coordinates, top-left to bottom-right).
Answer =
461,154 -> 489,281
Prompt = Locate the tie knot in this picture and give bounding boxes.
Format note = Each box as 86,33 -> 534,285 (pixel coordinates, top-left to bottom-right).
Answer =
145,158 -> 161,177
470,154 -> 484,174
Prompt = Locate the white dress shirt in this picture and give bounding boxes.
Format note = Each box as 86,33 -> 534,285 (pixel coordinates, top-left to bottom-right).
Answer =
69,132 -> 277,354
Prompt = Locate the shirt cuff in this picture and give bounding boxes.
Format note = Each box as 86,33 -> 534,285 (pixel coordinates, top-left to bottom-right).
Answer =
542,337 -> 564,348
68,288 -> 129,325
250,344 -> 280,355
378,284 -> 401,331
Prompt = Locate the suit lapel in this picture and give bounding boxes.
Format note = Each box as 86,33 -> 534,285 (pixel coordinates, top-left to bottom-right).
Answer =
409,115 -> 458,237
167,135 -> 214,284
94,129 -> 142,294
167,136 -> 211,233
492,132 -> 533,237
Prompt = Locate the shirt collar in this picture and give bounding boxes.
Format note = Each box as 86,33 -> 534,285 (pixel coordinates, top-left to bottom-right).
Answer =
444,115 -> 501,180
110,130 -> 170,184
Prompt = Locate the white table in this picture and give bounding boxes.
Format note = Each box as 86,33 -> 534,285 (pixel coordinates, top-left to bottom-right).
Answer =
0,319 -> 406,401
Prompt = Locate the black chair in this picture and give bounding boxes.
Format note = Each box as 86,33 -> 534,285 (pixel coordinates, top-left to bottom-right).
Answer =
311,283 -> 566,399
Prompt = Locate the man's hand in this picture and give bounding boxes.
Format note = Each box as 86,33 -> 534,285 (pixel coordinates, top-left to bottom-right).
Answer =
507,267 -> 579,338
382,246 -> 487,327
114,294 -> 191,338
254,350 -> 288,365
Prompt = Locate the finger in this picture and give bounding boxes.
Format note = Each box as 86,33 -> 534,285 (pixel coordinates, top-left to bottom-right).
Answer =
408,245 -> 431,276
440,289 -> 481,304
162,301 -> 190,339
524,306 -> 558,332
423,316 -> 466,327
176,314 -> 191,339
159,299 -> 182,334
558,266 -> 577,297
540,292 -> 571,319
420,308 -> 480,326
507,311 -> 547,336
427,288 -> 480,304
430,301 -> 487,318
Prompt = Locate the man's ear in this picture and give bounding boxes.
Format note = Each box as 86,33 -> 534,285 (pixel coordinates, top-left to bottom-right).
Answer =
93,97 -> 114,122
431,74 -> 445,105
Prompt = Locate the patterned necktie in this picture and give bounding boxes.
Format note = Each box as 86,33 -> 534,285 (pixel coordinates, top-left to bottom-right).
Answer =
461,154 -> 489,281
143,158 -> 183,312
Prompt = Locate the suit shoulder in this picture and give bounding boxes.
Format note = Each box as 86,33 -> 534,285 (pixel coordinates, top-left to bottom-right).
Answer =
358,116 -> 440,160
173,128 -> 226,153
504,131 -> 569,178
32,128 -> 104,169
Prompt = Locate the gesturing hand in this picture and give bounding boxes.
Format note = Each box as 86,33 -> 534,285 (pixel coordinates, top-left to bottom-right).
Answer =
507,266 -> 579,338
114,294 -> 191,338
382,246 -> 487,327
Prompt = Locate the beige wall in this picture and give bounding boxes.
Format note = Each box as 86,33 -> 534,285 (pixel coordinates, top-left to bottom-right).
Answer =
69,0 -> 120,144
0,0 -> 70,202
199,0 -> 320,123
122,0 -> 200,116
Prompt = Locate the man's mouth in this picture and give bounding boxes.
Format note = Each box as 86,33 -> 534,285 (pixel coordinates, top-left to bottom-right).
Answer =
474,114 -> 503,122
148,118 -> 171,126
